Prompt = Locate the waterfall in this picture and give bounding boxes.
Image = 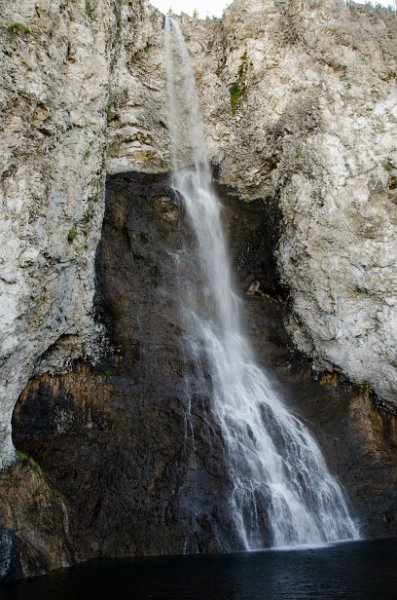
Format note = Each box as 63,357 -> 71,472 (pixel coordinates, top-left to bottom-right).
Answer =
164,17 -> 360,549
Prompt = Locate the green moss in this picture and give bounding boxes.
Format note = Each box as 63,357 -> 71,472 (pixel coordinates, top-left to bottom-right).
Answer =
229,81 -> 246,113
383,160 -> 395,172
7,22 -> 31,34
103,369 -> 113,378
16,449 -> 38,469
237,51 -> 249,78
67,225 -> 78,243
87,194 -> 99,203
85,0 -> 95,19
362,380 -> 371,390
106,103 -> 116,122
83,209 -> 94,223
229,51 -> 251,113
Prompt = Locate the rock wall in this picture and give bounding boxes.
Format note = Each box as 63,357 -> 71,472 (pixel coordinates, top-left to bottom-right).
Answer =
0,0 -> 164,468
2,0 -> 396,467
106,0 -> 397,406
5,172 -> 397,583
1,0 -> 397,582
181,0 -> 397,406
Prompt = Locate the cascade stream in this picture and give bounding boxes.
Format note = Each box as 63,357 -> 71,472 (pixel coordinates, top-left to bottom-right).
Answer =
164,17 -> 360,549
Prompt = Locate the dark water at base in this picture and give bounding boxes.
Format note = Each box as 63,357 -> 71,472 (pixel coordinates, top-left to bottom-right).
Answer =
2,539 -> 397,600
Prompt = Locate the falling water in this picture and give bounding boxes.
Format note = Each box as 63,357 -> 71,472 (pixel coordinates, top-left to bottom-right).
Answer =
164,17 -> 360,549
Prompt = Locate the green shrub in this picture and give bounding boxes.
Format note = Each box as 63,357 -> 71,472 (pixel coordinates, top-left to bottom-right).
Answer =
83,209 -> 94,223
389,176 -> 397,191
67,226 -> 77,243
7,22 -> 31,34
106,103 -> 115,122
237,51 -> 249,78
383,160 -> 394,172
16,449 -> 38,469
229,81 -> 245,113
229,51 -> 251,113
85,0 -> 95,19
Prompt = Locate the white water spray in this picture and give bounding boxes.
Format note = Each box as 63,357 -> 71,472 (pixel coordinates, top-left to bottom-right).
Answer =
164,17 -> 360,549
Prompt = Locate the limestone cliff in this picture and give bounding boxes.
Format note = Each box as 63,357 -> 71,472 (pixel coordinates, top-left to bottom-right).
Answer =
108,0 -> 397,406
109,0 -> 397,406
2,0 -> 397,465
1,0 -> 397,583
0,0 -> 162,468
191,0 -> 397,407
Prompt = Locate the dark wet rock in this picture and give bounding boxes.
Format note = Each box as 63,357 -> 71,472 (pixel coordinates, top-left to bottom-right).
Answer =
5,171 -> 397,581
0,460 -> 75,581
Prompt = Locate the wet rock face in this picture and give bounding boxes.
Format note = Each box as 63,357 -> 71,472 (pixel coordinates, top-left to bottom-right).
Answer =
6,172 -> 397,582
10,173 -> 274,573
0,460 -> 75,581
108,0 -> 397,407
5,172 -> 287,577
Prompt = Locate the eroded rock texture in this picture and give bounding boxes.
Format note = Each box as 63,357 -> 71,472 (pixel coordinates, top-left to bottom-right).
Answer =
0,0 -> 115,467
0,460 -> 76,581
0,0 -> 166,467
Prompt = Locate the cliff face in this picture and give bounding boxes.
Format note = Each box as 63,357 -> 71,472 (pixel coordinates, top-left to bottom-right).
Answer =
203,0 -> 397,406
2,0 -> 397,465
0,0 -> 112,468
5,173 -> 397,583
108,0 -> 397,406
0,0 -> 164,468
1,0 -> 397,582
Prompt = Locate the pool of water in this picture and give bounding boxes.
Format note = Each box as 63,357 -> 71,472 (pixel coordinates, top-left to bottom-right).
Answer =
2,538 -> 397,599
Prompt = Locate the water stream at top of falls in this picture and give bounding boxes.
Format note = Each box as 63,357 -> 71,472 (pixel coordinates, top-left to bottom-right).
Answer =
164,16 -> 360,549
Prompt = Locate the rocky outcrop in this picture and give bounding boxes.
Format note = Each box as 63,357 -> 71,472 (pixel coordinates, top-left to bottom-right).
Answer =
0,0 -> 112,467
0,0 -> 164,467
0,459 -> 75,581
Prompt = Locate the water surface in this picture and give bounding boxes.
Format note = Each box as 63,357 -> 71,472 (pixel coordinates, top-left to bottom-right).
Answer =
2,538 -> 397,600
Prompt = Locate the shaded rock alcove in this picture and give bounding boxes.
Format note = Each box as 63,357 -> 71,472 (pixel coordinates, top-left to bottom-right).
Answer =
1,171 -> 397,581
